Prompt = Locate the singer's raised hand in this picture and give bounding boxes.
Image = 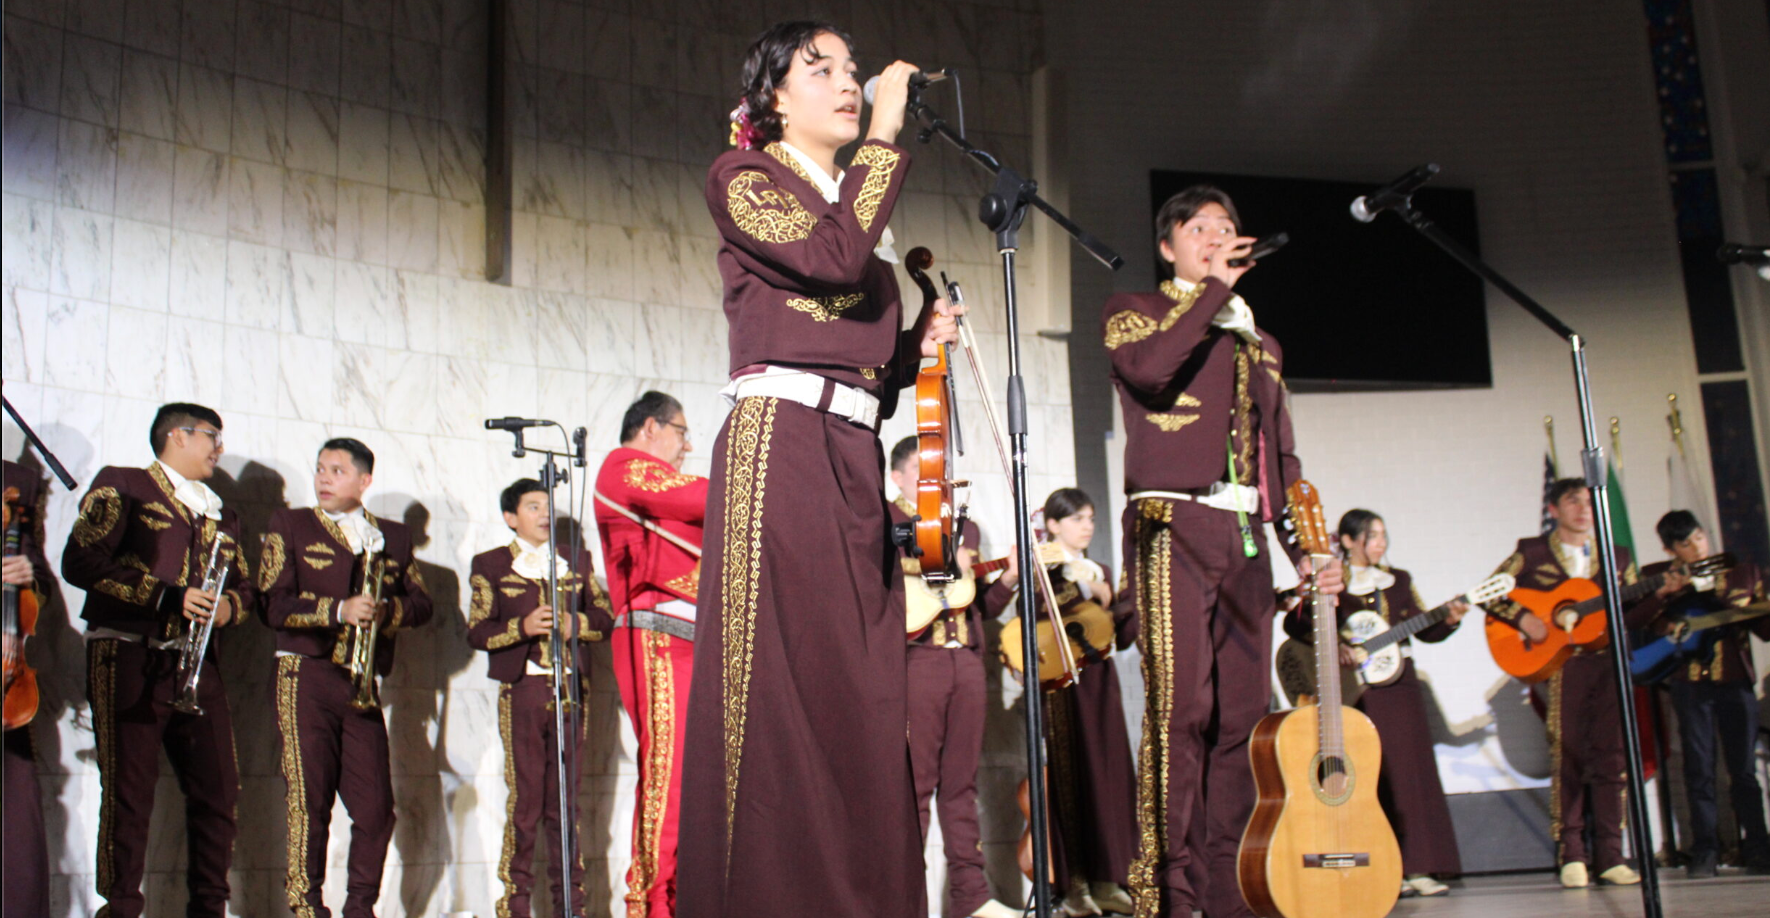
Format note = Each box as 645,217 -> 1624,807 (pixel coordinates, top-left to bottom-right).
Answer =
867,61 -> 920,143
1206,235 -> 1258,287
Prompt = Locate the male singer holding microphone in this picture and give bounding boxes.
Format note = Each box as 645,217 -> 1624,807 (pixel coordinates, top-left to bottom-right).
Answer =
261,437 -> 431,918
1106,188 -> 1339,918
61,402 -> 256,918
468,477 -> 611,917
594,391 -> 706,918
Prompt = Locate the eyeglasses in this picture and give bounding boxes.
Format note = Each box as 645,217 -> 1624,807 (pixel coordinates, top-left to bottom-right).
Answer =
666,421 -> 692,444
177,427 -> 224,448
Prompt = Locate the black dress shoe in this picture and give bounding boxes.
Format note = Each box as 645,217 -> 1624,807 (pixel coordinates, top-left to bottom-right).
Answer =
1686,851 -> 1718,879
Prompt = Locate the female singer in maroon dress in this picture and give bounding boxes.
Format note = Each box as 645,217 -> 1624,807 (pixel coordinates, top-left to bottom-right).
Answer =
1282,510 -> 1465,897
676,21 -> 960,918
991,489 -> 1139,916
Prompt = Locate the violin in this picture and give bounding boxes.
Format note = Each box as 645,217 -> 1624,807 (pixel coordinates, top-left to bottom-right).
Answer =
904,247 -> 964,580
2,486 -> 41,730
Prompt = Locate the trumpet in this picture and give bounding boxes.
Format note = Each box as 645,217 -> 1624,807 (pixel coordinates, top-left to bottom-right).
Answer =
173,534 -> 233,715
344,549 -> 385,711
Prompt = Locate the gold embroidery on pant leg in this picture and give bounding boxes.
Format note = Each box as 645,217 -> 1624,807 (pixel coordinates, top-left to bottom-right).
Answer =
1128,500 -> 1174,918
628,630 -> 676,918
275,655 -> 318,918
720,396 -> 777,866
497,685 -> 519,918
1548,672 -> 1565,867
91,640 -> 119,912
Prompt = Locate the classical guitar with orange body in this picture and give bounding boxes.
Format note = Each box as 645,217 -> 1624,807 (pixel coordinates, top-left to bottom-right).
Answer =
1238,480 -> 1400,918
1483,552 -> 1732,683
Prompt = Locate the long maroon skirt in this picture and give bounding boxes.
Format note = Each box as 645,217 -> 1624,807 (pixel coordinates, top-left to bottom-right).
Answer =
1358,660 -> 1463,876
676,397 -> 921,918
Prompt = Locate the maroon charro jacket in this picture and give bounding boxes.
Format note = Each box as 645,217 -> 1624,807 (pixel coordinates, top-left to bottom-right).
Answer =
466,541 -> 612,684
61,463 -> 255,642
1103,278 -> 1303,564
706,139 -> 920,413
258,506 -> 432,675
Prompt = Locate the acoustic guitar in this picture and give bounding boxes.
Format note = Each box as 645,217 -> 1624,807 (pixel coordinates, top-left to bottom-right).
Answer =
1239,480 -> 1401,918
1630,600 -> 1770,684
1483,552 -> 1732,683
1275,573 -> 1514,707
906,556 -> 1010,635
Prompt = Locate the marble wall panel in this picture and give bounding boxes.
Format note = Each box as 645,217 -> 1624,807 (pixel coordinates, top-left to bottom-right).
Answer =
4,3 -> 1054,914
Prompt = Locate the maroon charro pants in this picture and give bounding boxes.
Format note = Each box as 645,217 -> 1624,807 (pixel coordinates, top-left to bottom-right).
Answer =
497,674 -> 590,918
274,655 -> 394,918
87,637 -> 239,918
3,725 -> 49,918
1123,498 -> 1275,918
907,642 -> 989,915
1542,652 -> 1630,871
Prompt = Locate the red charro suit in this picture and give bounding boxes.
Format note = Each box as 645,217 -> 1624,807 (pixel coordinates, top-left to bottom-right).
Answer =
595,447 -> 708,917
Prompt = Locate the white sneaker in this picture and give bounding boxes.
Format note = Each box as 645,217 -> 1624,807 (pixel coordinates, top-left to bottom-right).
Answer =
972,899 -> 1022,918
1405,875 -> 1449,897
1560,861 -> 1589,888
1599,864 -> 1640,886
1063,878 -> 1103,917
1090,882 -> 1134,914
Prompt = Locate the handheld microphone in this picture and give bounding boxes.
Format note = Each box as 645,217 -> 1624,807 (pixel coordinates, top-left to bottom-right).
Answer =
1350,164 -> 1440,223
484,417 -> 547,431
863,68 -> 950,105
1717,243 -> 1770,266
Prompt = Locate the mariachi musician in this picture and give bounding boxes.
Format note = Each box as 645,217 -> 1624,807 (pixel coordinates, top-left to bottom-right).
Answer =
260,437 -> 432,918
1483,478 -> 1658,889
886,436 -> 1019,918
61,403 -> 255,918
3,457 -> 55,918
594,391 -> 706,918
468,477 -> 611,917
988,488 -> 1137,917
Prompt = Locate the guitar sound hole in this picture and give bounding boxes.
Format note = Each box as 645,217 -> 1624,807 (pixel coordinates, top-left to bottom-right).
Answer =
1316,756 -> 1350,797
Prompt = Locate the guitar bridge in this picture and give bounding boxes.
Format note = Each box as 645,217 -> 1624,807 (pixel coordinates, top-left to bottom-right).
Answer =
1302,853 -> 1370,869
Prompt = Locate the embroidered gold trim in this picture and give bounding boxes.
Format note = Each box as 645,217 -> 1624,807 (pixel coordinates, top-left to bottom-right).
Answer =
763,142 -> 814,185
1044,686 -> 1087,877
1233,342 -> 1255,477
624,458 -> 700,493
628,629 -> 678,916
96,573 -> 158,606
73,486 -> 122,547
495,684 -> 519,918
720,396 -> 777,861
1104,310 -> 1156,350
1548,671 -> 1565,867
499,586 -> 527,598
1128,498 -> 1174,918
138,513 -> 172,532
727,170 -> 816,244
305,542 -> 336,556
487,617 -> 526,651
311,508 -> 352,551
1175,393 -> 1202,408
275,655 -> 318,917
1155,280 -> 1207,331
785,292 -> 864,322
848,143 -> 901,232
860,367 -> 877,380
1145,413 -> 1199,432
469,573 -> 494,627
90,639 -> 119,902
406,558 -> 426,593
284,593 -> 334,630
303,555 -> 335,571
664,565 -> 701,601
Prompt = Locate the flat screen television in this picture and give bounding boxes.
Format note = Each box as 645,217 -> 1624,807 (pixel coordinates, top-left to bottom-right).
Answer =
1150,169 -> 1491,391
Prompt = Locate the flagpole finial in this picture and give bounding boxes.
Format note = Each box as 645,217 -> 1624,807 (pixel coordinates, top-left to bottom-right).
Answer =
1667,393 -> 1685,440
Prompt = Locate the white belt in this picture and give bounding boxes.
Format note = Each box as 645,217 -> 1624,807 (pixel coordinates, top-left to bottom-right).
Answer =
721,367 -> 880,429
1131,482 -> 1260,515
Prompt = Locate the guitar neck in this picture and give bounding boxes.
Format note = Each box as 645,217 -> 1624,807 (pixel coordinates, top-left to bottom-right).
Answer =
972,557 -> 1011,579
1310,554 -> 1345,756
1572,573 -> 1663,618
1358,597 -> 1459,656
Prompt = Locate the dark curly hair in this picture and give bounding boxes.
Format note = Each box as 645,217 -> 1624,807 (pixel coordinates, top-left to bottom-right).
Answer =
738,21 -> 855,146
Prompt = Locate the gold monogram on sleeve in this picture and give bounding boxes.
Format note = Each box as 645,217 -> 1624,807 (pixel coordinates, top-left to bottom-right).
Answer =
727,171 -> 817,244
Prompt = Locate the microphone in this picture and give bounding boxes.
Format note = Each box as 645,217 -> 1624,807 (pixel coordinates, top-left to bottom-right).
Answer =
1350,163 -> 1441,223
1717,243 -> 1770,266
484,417 -> 547,431
862,69 -> 950,105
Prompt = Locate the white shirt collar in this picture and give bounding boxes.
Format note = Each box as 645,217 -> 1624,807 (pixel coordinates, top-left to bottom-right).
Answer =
777,141 -> 900,264
323,507 -> 383,555
1347,563 -> 1396,596
1168,275 -> 1260,344
512,536 -> 570,580
154,460 -> 223,520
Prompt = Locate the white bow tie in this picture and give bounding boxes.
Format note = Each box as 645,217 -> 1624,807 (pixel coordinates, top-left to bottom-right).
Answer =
172,479 -> 224,521
1346,565 -> 1396,596
1210,296 -> 1261,345
327,511 -> 384,556
512,541 -> 570,581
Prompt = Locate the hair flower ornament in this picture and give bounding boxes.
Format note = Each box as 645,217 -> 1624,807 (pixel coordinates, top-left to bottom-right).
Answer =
729,99 -> 763,150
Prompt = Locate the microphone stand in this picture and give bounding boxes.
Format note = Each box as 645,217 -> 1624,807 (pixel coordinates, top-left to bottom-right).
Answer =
493,420 -> 584,918
1368,187 -> 1661,918
903,86 -> 1122,918
2,394 -> 78,490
